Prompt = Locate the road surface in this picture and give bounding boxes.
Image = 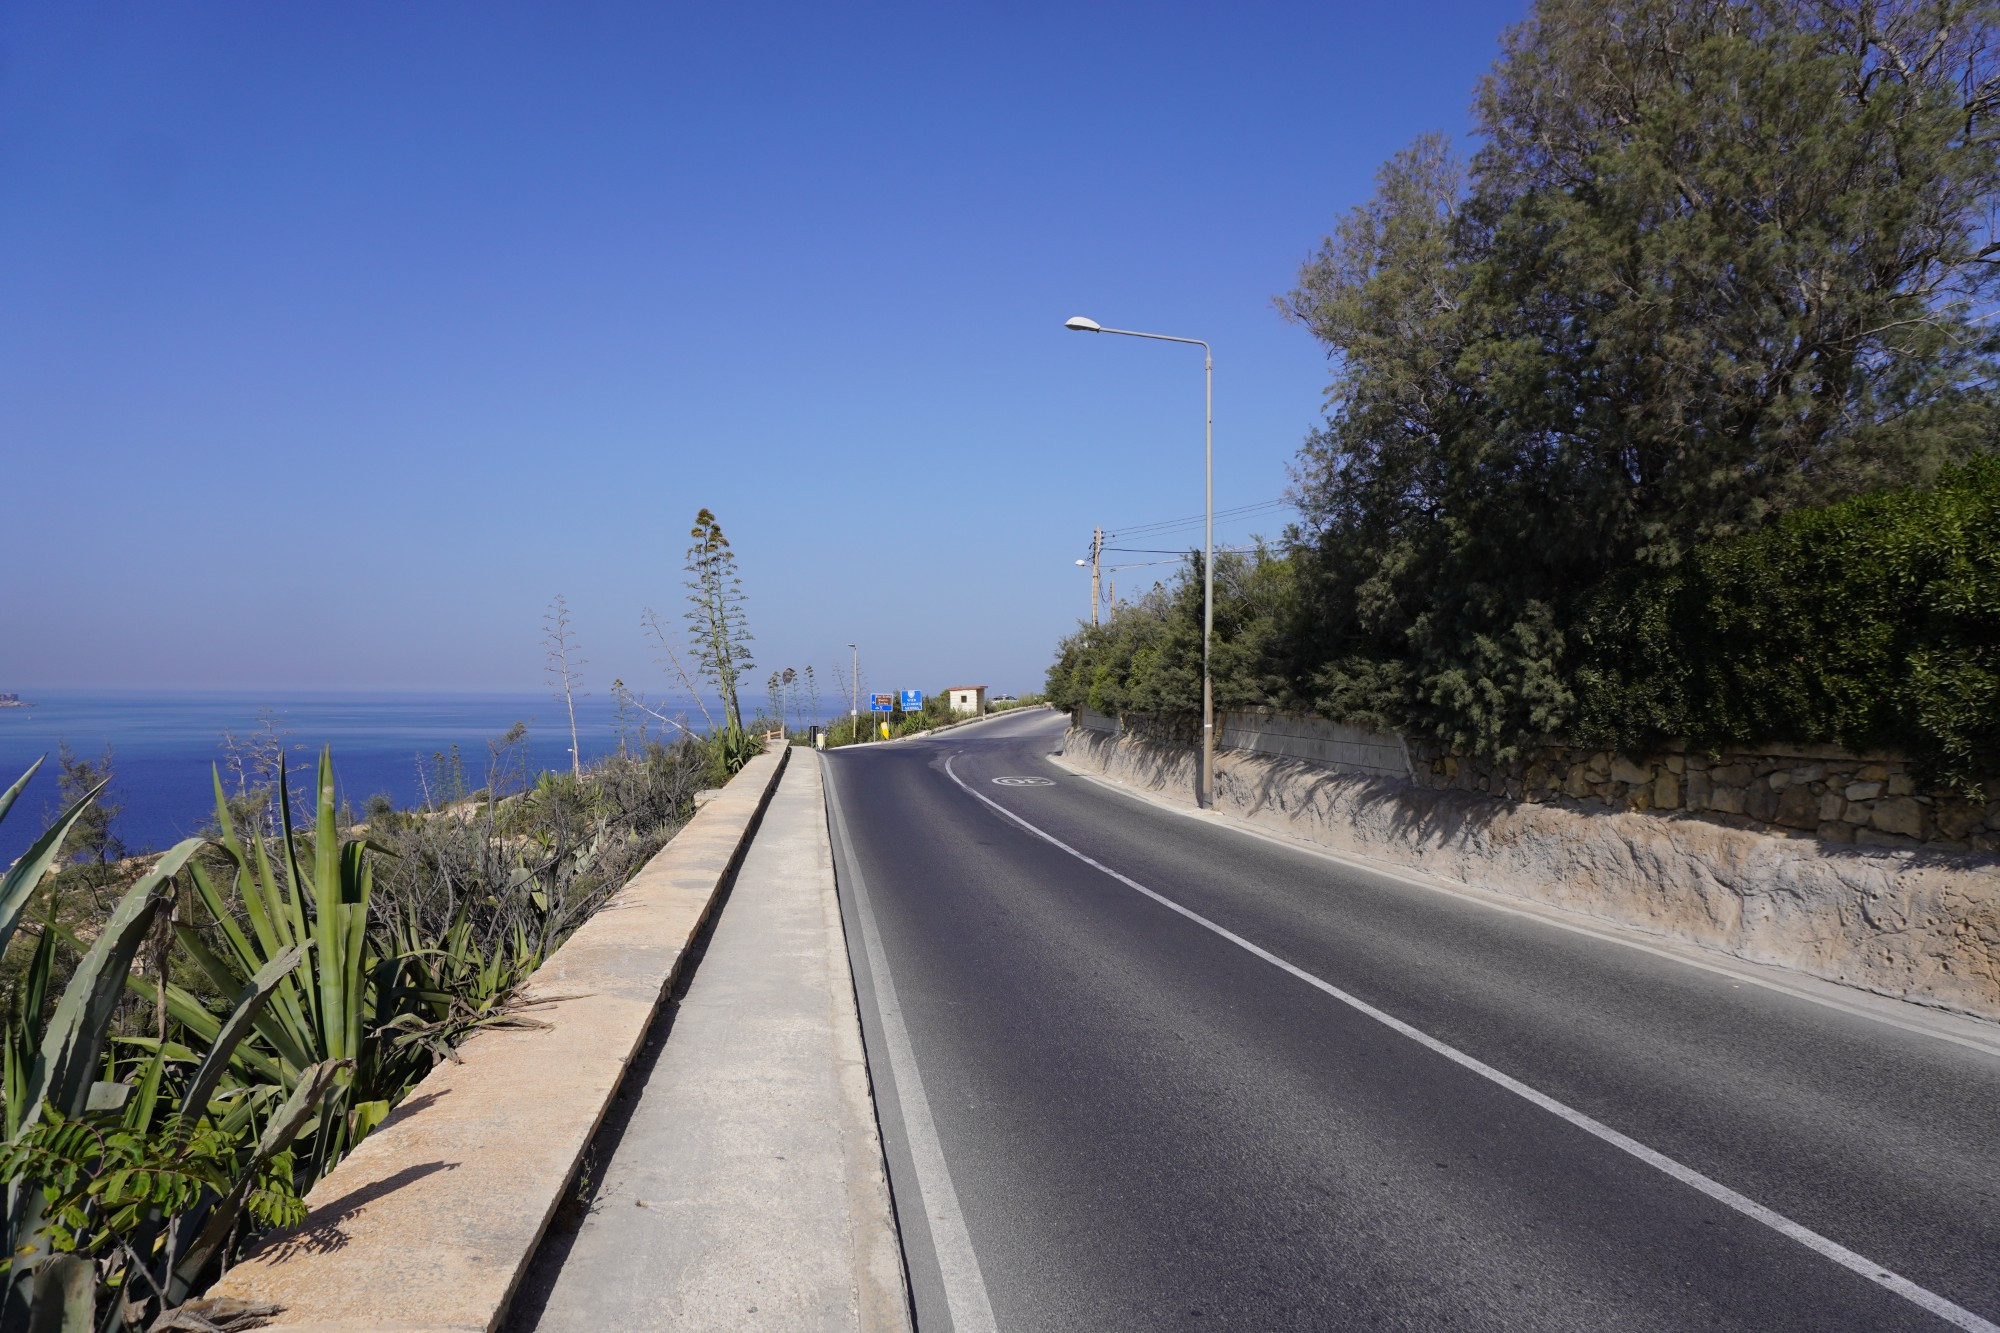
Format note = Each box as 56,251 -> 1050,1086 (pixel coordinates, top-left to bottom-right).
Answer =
822,709 -> 2000,1332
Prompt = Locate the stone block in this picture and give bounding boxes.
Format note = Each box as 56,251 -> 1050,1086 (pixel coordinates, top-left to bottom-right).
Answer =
1563,767 -> 1593,798
1886,773 -> 1917,797
1665,754 -> 1686,774
1816,822 -> 1855,844
1859,763 -> 1890,781
1653,771 -> 1681,810
1775,785 -> 1819,830
1870,798 -> 1925,838
1610,756 -> 1651,785
1845,781 -> 1884,801
1817,793 -> 1847,823
1768,770 -> 1792,789
1935,803 -> 1985,841
1685,771 -> 1711,809
1746,783 -> 1780,823
1708,785 -> 1746,815
1715,764 -> 1754,786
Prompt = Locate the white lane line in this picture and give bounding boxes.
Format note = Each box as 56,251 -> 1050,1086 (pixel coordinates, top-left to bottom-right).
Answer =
825,758 -> 1001,1333
943,753 -> 1999,1333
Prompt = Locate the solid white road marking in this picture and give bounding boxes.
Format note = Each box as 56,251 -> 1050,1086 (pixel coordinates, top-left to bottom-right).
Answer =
824,758 -> 1001,1333
1048,755 -> 2000,1060
943,752 -> 2000,1333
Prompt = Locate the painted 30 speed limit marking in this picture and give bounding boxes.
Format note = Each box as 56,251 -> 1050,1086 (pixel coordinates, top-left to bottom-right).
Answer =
990,776 -> 1056,787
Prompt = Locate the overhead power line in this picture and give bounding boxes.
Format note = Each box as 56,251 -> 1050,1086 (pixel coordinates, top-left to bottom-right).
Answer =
1104,496 -> 1294,543
1079,496 -> 1296,561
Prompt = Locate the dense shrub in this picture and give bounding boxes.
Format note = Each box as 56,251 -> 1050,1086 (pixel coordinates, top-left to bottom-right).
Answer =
1048,462 -> 2000,797
1044,546 -> 1298,721
1570,457 -> 2000,795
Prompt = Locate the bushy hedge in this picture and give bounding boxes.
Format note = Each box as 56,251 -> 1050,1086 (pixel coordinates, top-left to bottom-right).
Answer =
1570,457 -> 2000,795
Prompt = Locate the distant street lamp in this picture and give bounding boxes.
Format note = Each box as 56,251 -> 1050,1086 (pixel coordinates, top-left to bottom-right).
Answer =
848,643 -> 859,744
1064,315 -> 1216,808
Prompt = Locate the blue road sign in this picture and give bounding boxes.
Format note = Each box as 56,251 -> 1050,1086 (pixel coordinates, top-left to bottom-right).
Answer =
900,689 -> 923,712
870,693 -> 894,712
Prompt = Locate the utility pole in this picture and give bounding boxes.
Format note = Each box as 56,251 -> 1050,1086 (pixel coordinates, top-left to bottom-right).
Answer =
1091,526 -> 1103,626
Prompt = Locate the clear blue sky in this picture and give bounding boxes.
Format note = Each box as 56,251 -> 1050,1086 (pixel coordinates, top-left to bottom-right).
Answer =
2,0 -> 1525,701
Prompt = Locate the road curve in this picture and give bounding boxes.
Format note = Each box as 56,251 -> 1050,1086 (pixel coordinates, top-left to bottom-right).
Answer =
823,710 -> 2000,1332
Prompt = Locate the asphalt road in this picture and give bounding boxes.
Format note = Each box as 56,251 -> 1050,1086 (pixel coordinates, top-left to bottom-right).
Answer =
821,709 -> 2000,1332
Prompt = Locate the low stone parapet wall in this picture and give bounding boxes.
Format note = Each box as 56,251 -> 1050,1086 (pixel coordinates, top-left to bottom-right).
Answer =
208,746 -> 792,1331
1062,727 -> 2000,1022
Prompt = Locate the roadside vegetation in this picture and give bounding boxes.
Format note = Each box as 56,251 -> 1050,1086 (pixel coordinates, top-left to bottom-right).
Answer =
0,508 -> 763,1330
1049,0 -> 2000,798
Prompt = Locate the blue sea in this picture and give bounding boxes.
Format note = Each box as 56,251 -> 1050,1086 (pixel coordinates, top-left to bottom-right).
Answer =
0,690 -> 731,865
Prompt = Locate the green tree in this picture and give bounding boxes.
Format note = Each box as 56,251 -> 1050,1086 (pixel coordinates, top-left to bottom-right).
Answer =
684,508 -> 754,736
1280,0 -> 2000,757
53,742 -> 123,867
1045,545 -> 1301,720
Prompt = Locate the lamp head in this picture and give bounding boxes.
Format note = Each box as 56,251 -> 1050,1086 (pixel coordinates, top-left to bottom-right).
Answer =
1064,316 -> 1102,333
1075,558 -> 1088,566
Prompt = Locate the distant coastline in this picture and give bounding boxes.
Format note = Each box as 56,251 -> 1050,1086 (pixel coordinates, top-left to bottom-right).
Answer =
0,693 -> 24,708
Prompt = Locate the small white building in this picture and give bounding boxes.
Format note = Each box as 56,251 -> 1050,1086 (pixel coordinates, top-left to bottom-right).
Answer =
947,685 -> 988,716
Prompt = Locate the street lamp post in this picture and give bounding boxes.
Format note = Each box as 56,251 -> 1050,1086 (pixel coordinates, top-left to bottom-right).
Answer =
1064,315 -> 1215,808
848,643 -> 858,744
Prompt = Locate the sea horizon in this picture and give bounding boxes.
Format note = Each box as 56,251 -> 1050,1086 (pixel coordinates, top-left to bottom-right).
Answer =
0,686 -> 776,864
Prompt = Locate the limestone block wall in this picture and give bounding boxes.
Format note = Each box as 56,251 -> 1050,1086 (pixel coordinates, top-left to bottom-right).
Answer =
1077,707 -> 1122,735
1220,708 -> 1412,779
1061,726 -> 2000,1021
1402,739 -> 2000,855
1098,709 -> 1999,853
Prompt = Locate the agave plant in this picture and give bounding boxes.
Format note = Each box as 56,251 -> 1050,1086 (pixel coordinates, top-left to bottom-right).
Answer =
0,760 -> 339,1332
144,748 -> 545,1190
131,750 -> 414,1185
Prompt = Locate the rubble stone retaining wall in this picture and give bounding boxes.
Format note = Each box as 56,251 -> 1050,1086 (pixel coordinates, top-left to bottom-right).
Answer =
1062,725 -> 2000,1022
1400,735 -> 2000,854
1108,708 -> 2000,853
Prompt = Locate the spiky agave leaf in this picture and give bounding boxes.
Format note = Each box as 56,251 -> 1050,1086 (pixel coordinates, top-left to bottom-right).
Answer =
23,838 -> 205,1129
0,759 -> 107,963
165,1058 -> 346,1305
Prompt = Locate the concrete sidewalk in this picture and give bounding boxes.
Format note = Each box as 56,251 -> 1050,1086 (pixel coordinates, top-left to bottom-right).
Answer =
516,754 -> 909,1332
